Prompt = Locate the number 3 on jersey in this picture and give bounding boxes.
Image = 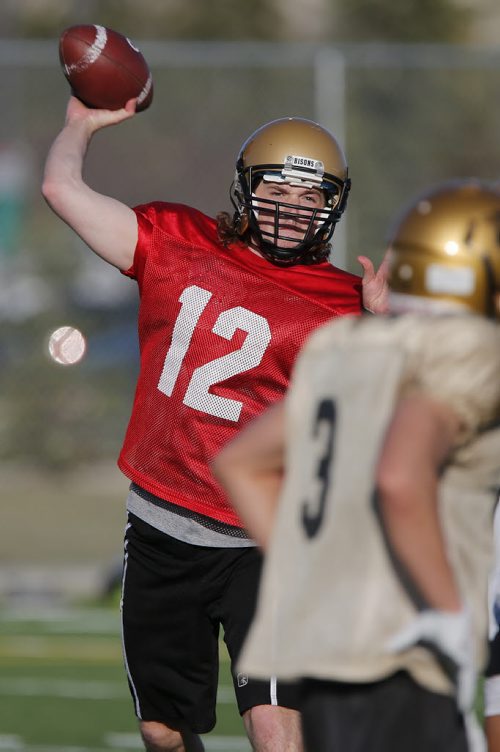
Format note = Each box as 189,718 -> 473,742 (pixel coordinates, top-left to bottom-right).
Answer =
157,285 -> 272,421
302,398 -> 336,538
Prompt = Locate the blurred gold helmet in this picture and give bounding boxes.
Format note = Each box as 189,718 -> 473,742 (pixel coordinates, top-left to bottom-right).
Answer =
388,179 -> 500,318
230,117 -> 350,266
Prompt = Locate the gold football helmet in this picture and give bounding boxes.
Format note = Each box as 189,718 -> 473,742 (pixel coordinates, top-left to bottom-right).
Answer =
231,117 -> 350,265
388,179 -> 500,318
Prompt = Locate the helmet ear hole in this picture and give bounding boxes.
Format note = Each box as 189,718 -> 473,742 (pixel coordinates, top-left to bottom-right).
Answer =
327,189 -> 340,209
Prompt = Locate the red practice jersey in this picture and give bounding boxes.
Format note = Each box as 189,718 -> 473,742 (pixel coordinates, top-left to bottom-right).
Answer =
118,202 -> 362,526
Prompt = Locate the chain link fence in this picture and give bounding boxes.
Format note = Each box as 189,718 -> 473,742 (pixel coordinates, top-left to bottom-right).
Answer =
2,38 -> 500,477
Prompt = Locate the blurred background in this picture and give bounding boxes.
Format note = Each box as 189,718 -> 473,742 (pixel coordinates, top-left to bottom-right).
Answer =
1,0 -> 500,747
3,0 -> 500,602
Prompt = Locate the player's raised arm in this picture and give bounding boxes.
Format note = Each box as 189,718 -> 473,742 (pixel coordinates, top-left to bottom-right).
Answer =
42,96 -> 138,270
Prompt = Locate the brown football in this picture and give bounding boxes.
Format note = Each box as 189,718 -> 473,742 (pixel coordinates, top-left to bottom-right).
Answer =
59,24 -> 153,112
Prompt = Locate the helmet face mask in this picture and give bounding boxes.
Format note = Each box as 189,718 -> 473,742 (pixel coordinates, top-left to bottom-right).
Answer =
387,180 -> 500,319
231,117 -> 350,266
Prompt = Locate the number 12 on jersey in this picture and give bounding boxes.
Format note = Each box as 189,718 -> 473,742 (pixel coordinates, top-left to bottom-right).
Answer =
157,285 -> 272,421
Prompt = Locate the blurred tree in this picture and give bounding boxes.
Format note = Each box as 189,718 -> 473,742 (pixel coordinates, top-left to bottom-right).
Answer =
0,0 -> 281,40
332,0 -> 473,43
0,0 -> 475,43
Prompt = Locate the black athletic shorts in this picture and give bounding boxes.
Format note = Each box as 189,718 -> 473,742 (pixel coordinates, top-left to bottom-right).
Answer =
300,671 -> 468,752
121,513 -> 300,733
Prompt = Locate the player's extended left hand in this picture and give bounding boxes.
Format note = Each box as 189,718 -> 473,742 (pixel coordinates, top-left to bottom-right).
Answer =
385,608 -> 476,714
358,248 -> 390,314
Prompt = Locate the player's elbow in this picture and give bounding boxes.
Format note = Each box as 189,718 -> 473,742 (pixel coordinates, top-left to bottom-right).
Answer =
41,175 -> 55,205
41,174 -> 86,230
41,175 -> 66,212
375,460 -> 417,519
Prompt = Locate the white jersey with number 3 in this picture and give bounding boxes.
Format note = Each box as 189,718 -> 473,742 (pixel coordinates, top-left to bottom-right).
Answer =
240,313 -> 500,697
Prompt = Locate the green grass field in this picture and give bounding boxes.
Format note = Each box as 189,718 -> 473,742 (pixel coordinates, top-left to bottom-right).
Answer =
0,602 -> 251,752
0,465 -> 251,751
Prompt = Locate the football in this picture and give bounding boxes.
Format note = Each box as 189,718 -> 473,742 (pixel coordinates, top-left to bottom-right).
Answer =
59,24 -> 153,112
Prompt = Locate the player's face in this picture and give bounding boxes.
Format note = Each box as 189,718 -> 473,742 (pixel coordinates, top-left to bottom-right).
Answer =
253,181 -> 327,249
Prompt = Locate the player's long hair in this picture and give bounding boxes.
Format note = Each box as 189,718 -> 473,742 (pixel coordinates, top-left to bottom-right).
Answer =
216,210 -> 251,247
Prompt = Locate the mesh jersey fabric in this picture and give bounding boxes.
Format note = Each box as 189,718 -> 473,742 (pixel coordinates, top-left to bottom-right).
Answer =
118,202 -> 362,527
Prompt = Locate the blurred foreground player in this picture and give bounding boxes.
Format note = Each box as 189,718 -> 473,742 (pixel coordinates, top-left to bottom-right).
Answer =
485,502 -> 500,752
213,179 -> 500,752
41,95 -> 387,752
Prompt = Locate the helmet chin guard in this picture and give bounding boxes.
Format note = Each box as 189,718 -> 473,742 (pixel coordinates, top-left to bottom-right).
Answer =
230,117 -> 351,266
